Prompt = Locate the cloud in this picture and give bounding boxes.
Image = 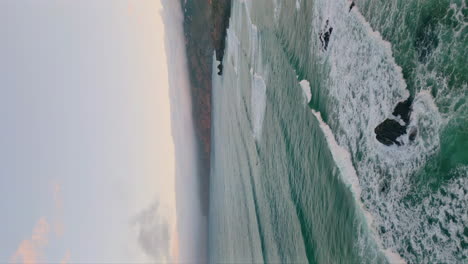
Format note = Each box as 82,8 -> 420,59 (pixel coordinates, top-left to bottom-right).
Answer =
10,183 -> 69,264
52,182 -> 64,237
52,183 -> 63,210
10,218 -> 50,264
134,201 -> 170,262
170,227 -> 179,263
60,250 -> 71,264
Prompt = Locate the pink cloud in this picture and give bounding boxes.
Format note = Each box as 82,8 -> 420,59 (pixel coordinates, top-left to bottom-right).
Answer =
11,183 -> 70,264
10,218 -> 50,264
60,250 -> 71,264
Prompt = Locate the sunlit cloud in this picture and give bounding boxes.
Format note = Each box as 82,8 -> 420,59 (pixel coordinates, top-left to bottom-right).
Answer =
10,218 -> 50,264
170,226 -> 179,263
60,250 -> 71,264
10,183 -> 69,264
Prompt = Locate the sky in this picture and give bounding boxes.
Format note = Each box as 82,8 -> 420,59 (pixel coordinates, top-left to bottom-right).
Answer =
0,0 -> 194,262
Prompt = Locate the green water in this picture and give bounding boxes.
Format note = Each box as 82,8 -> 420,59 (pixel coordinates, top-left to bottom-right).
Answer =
209,0 -> 467,263
357,0 -> 468,187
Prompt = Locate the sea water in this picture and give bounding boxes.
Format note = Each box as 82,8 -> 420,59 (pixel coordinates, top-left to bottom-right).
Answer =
209,0 -> 467,263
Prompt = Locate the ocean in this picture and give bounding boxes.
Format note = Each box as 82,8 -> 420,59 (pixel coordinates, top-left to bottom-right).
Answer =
209,0 -> 467,263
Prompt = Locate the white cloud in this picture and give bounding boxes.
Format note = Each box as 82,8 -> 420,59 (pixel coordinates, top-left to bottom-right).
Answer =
134,201 -> 170,262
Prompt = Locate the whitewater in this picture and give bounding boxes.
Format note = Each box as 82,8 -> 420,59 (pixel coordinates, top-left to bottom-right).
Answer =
210,0 -> 467,263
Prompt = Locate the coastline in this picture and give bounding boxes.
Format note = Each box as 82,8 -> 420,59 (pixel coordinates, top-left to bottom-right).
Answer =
179,0 -> 232,216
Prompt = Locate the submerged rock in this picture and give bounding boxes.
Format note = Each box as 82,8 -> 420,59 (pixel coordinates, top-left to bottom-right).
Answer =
319,20 -> 333,51
409,127 -> 418,141
217,64 -> 224,75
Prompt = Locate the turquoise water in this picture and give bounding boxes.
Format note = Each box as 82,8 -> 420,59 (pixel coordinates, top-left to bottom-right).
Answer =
209,0 -> 467,263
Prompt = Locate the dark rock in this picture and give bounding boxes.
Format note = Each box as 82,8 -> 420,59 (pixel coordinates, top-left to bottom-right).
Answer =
379,179 -> 389,194
375,98 -> 414,146
380,226 -> 387,234
409,127 -> 417,141
319,20 -> 333,50
375,119 -> 407,146
349,1 -> 355,12
212,0 -> 232,76
392,97 -> 412,124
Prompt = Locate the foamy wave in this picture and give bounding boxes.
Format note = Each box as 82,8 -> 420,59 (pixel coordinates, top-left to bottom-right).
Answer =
308,0 -> 459,262
226,28 -> 240,75
299,80 -> 312,104
311,110 -> 362,198
251,74 -> 267,140
310,108 -> 406,264
296,0 -> 301,11
231,1 -> 267,140
272,0 -> 282,22
405,174 -> 468,262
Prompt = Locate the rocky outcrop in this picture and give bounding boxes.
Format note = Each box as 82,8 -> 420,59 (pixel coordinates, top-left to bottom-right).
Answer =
212,0 -> 232,75
374,98 -> 415,146
392,97 -> 412,124
375,119 -> 407,146
180,0 -> 232,215
319,20 -> 333,51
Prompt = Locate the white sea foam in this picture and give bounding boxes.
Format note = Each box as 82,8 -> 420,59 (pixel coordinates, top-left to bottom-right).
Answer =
406,174 -> 468,262
233,1 -> 267,141
307,0 -> 468,261
272,0 -> 281,22
311,109 -> 406,264
296,0 -> 301,11
239,0 -> 261,73
228,1 -> 262,77
226,28 -> 240,75
299,80 -> 312,104
251,74 -> 267,140
311,110 -> 361,198
308,0 -> 453,262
